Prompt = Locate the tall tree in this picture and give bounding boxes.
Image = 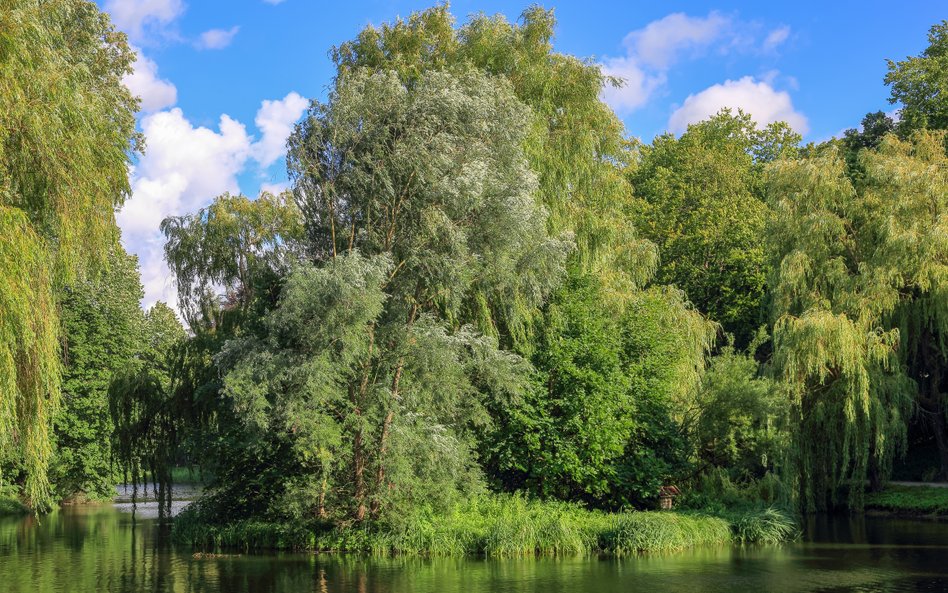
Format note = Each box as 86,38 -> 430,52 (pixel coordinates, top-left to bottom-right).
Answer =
198,68 -> 570,524
629,110 -> 800,347
886,21 -> 948,133
767,132 -> 946,510
0,0 -> 139,507
53,247 -> 144,500
332,5 -> 655,302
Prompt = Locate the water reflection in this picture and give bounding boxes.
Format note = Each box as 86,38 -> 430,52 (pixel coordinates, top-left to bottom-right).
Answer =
1,503 -> 948,593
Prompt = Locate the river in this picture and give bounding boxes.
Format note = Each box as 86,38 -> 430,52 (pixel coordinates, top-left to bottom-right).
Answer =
1,494 -> 947,592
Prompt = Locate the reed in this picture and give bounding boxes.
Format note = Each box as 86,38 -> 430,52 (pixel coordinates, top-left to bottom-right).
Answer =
173,494 -> 797,555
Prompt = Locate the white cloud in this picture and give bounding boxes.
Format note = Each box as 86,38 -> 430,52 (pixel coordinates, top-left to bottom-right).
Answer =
668,76 -> 809,134
197,26 -> 240,50
625,12 -> 731,70
600,12 -> 733,114
123,47 -> 177,113
252,92 -> 309,167
118,91 -> 307,308
118,108 -> 252,307
105,0 -> 184,43
763,26 -> 791,51
601,12 -> 797,115
260,181 -> 290,194
600,58 -> 665,113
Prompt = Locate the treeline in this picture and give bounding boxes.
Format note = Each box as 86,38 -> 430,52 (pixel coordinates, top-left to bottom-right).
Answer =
1,2 -> 947,532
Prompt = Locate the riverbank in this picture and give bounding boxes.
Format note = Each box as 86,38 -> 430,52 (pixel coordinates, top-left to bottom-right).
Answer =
172,495 -> 797,556
865,484 -> 948,518
0,494 -> 27,516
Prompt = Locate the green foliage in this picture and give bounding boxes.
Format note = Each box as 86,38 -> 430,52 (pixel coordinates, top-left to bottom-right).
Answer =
201,66 -> 570,526
0,0 -> 138,509
489,271 -> 717,508
108,302 -> 186,516
629,110 -> 799,346
174,493 -> 786,556
729,507 -> 799,544
601,512 -> 732,555
488,270 -> 633,501
161,191 -> 303,323
52,247 -> 144,501
886,21 -> 948,133
865,485 -> 948,516
766,132 -> 948,510
332,4 -> 654,298
692,338 -> 788,480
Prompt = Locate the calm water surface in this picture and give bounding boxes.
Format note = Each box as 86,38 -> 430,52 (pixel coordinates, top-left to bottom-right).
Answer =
2,495 -> 947,592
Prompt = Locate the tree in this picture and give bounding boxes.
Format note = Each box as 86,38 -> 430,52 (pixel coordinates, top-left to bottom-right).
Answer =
161,191 -> 303,325
332,5 -> 655,303
52,247 -> 144,500
886,21 -> 948,133
629,110 -> 800,347
201,68 -> 571,524
488,272 -> 716,509
487,270 -> 633,503
766,132 -> 947,510
0,0 -> 139,507
109,302 -> 185,517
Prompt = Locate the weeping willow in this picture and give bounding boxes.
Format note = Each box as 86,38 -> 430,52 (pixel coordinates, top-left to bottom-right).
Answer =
0,0 -> 139,508
767,131 -> 947,511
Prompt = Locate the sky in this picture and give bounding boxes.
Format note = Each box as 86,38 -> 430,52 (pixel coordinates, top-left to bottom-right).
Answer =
100,0 -> 945,310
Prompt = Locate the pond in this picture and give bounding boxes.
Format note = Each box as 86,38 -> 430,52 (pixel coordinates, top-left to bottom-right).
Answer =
2,495 -> 947,592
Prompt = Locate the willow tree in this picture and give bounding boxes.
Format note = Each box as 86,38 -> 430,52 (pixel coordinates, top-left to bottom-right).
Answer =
0,0 -> 138,507
767,131 -> 947,510
332,5 -> 655,303
161,191 -> 304,326
213,68 -> 570,523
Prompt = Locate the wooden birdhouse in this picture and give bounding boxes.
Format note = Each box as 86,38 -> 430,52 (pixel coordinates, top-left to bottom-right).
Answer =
658,485 -> 680,510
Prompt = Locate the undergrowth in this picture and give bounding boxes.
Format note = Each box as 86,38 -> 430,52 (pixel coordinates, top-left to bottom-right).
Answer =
172,494 -> 797,556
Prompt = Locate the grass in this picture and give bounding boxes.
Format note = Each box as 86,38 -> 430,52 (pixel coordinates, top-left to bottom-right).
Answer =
172,494 -> 797,556
0,493 -> 28,516
865,485 -> 948,516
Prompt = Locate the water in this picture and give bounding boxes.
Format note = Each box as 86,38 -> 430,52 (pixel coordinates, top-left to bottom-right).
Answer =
2,499 -> 948,592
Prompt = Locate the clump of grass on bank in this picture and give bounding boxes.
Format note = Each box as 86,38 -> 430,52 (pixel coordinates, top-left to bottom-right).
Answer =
173,494 -> 797,556
866,485 -> 948,516
0,493 -> 28,516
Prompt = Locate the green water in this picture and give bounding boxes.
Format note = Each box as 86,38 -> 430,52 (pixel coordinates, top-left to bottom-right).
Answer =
2,501 -> 948,592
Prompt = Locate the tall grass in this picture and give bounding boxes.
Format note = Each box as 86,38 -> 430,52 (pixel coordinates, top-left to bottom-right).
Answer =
173,493 -> 797,556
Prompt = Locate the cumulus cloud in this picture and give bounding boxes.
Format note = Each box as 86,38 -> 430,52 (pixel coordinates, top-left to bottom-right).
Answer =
763,26 -> 791,51
197,26 -> 240,50
601,12 -> 796,115
668,76 -> 809,134
123,48 -> 177,113
600,12 -> 734,114
252,92 -> 309,167
626,12 -> 731,70
118,109 -> 252,306
260,181 -> 290,194
105,0 -> 184,43
118,92 -> 307,308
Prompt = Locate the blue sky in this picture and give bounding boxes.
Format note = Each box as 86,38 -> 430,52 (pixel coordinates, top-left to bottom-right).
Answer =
101,0 -> 944,308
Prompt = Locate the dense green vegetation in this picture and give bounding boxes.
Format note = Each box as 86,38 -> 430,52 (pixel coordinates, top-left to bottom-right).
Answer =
866,486 -> 948,517
2,0 -> 948,557
173,494 -> 794,555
